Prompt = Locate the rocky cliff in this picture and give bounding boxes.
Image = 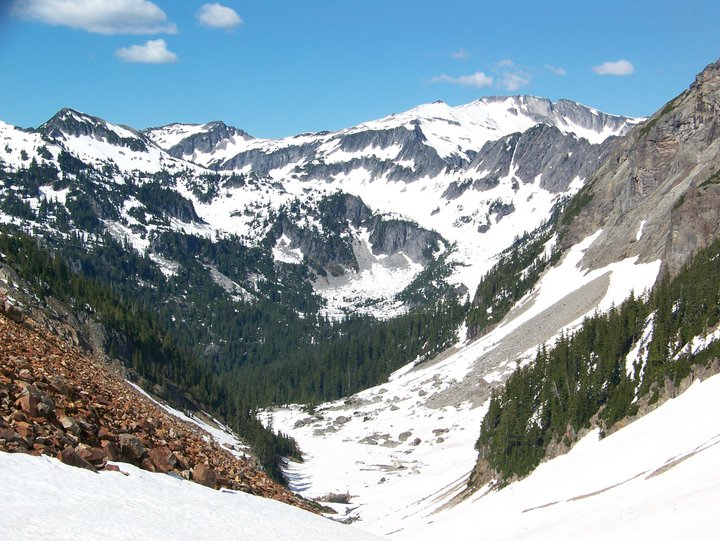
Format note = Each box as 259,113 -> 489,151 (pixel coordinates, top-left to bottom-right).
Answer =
560,59 -> 720,276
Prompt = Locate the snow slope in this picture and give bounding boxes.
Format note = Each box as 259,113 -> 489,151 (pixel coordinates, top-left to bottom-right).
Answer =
394,372 -> 720,540
264,230 -> 663,532
0,453 -> 383,541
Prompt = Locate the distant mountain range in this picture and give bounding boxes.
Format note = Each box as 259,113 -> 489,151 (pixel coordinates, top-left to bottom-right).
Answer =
0,95 -> 639,318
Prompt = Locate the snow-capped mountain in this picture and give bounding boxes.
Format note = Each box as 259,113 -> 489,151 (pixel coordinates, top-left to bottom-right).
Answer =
146,96 -> 638,168
145,96 -> 638,314
0,96 -> 638,318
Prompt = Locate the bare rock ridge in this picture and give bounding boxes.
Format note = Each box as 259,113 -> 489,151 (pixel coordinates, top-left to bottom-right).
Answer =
0,297 -> 310,510
561,58 -> 720,275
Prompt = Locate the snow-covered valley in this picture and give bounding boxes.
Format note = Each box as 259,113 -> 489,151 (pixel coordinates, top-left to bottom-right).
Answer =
263,228 -> 665,534
3,56 -> 720,541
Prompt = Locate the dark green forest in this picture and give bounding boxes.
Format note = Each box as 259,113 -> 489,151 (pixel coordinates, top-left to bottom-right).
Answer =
0,224 -> 464,478
476,236 -> 720,482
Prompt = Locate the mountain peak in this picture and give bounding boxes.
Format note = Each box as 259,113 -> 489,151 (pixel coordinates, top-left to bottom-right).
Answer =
144,121 -> 254,160
40,107 -> 147,151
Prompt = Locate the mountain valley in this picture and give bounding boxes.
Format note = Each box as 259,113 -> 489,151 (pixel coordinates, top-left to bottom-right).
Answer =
2,55 -> 720,540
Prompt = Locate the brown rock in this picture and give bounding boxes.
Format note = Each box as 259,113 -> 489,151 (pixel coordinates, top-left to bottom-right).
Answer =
119,433 -> 145,460
0,426 -> 18,441
148,446 -> 176,473
101,440 -> 121,461
48,375 -> 69,395
15,394 -> 39,417
97,427 -> 116,441
2,300 -> 24,323
14,422 -> 34,440
57,449 -> 96,472
192,463 -> 217,488
168,441 -> 183,452
140,457 -> 157,472
37,402 -> 53,418
77,446 -> 108,468
173,452 -> 190,470
58,415 -> 81,436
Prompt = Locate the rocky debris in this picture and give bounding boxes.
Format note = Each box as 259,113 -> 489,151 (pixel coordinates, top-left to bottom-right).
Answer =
1,299 -> 24,323
0,311 -> 310,510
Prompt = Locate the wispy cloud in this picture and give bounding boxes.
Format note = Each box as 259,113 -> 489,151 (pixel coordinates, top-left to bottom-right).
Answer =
545,65 -> 567,76
495,59 -> 531,91
593,59 -> 635,76
11,0 -> 177,35
430,71 -> 494,88
116,39 -> 177,63
450,48 -> 471,60
197,3 -> 242,30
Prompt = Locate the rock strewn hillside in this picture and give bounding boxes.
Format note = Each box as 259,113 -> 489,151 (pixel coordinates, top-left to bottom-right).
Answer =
0,304 -> 309,510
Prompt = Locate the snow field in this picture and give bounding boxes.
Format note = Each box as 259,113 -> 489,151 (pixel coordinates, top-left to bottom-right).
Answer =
394,373 -> 720,540
0,453 -> 384,541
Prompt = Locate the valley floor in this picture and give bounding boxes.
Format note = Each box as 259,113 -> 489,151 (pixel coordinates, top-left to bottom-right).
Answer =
285,372 -> 720,540
3,370 -> 717,539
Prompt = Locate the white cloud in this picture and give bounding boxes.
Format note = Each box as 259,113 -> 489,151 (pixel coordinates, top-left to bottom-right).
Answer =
197,3 -> 242,30
430,71 -> 494,88
11,0 -> 177,34
545,65 -> 567,76
495,60 -> 531,91
593,59 -> 635,76
115,39 -> 177,64
450,48 -> 471,60
499,71 -> 531,91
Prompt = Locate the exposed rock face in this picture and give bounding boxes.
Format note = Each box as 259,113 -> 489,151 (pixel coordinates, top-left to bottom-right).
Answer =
40,108 -> 148,152
164,121 -> 253,161
270,192 -> 446,275
560,58 -> 720,276
369,219 -> 443,263
461,124 -> 614,198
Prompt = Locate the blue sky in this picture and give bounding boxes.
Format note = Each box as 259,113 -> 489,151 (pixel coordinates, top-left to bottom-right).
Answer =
1,0 -> 719,138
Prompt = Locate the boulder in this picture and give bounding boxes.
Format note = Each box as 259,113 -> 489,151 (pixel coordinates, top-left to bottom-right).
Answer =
192,463 -> 217,488
148,446 -> 176,473
119,433 -> 145,460
57,449 -> 96,472
15,394 -> 39,417
101,440 -> 121,461
2,300 -> 24,323
58,415 -> 81,436
77,446 -> 109,468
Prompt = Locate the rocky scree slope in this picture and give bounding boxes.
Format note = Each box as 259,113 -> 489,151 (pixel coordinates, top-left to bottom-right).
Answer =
0,281 -> 310,509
